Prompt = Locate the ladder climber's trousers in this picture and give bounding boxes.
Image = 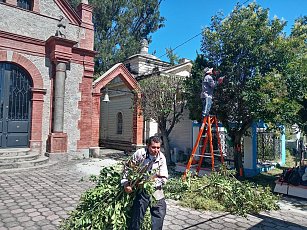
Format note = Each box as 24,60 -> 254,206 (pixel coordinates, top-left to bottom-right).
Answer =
202,96 -> 212,117
128,190 -> 166,230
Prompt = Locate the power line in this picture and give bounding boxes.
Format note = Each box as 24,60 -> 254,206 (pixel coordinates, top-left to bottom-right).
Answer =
157,0 -> 252,59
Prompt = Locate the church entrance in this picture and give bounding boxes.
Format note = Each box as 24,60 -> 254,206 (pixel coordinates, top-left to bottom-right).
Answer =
0,62 -> 32,148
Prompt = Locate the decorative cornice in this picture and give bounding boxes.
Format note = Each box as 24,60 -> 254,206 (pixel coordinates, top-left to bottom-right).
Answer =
46,36 -> 77,63
0,30 -> 45,56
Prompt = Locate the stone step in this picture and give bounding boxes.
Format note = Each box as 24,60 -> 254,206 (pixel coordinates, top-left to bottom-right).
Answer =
0,148 -> 30,157
0,160 -> 57,173
0,153 -> 40,164
0,156 -> 49,170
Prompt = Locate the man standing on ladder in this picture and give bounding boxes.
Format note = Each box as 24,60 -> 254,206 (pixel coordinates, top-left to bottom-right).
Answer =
201,67 -> 223,117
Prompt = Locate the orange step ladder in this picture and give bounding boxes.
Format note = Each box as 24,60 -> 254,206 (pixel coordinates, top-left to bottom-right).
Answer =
183,115 -> 224,179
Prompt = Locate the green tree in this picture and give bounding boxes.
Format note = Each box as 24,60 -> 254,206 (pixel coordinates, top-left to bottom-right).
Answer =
165,47 -> 180,65
289,16 -> 307,134
185,3 -> 304,174
68,0 -> 165,73
139,74 -> 185,162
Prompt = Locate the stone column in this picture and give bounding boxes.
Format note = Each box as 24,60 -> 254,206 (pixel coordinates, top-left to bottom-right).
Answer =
47,61 -> 68,156
53,62 -> 66,132
45,36 -> 77,157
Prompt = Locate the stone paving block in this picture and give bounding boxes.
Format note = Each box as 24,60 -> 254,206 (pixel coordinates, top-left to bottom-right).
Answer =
46,214 -> 59,221
184,218 -> 202,226
2,217 -> 16,223
196,223 -> 215,229
24,208 -> 36,213
3,221 -> 19,228
32,215 -> 46,222
28,212 -> 40,217
3,199 -> 14,204
208,222 -> 224,229
223,222 -> 238,229
167,224 -> 182,230
17,216 -> 31,222
0,209 -> 11,214
10,209 -> 23,214
0,213 -> 13,219
8,226 -> 23,230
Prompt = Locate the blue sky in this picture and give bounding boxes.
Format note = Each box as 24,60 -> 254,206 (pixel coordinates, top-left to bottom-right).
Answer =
149,0 -> 307,62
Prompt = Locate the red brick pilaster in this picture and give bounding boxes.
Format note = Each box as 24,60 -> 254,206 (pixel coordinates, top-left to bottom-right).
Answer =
77,3 -> 94,50
32,0 -> 40,13
77,76 -> 94,149
91,93 -> 102,147
30,88 -> 46,153
132,93 -> 143,146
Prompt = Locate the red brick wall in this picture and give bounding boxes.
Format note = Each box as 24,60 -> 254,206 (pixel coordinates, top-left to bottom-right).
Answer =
77,76 -> 94,149
91,93 -> 101,146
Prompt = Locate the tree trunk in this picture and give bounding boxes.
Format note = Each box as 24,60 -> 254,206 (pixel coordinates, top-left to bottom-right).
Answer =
161,131 -> 171,163
233,134 -> 244,177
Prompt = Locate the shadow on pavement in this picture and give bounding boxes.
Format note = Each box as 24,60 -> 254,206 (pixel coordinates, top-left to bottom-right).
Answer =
181,213 -> 229,229
250,213 -> 307,229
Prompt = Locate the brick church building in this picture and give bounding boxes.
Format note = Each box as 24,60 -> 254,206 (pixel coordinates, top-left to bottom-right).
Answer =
0,0 -> 101,161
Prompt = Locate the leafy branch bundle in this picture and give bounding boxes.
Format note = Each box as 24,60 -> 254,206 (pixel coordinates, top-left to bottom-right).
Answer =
164,168 -> 280,216
61,163 -> 154,230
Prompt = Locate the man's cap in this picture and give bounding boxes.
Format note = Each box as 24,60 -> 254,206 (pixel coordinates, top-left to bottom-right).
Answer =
205,68 -> 213,74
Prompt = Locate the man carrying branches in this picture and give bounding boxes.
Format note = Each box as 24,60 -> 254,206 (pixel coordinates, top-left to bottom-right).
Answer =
121,136 -> 169,230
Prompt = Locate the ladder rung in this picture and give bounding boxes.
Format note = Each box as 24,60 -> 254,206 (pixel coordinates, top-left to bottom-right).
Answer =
193,153 -> 226,157
198,148 -> 220,152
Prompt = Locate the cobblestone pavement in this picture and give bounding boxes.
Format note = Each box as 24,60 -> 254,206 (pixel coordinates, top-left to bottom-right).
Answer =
0,158 -> 306,230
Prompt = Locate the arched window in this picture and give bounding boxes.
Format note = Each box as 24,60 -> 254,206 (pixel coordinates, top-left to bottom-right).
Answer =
117,112 -> 123,134
17,0 -> 32,10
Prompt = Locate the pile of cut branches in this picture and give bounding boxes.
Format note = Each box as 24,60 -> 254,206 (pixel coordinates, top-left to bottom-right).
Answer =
164,167 -> 280,216
60,162 -> 155,230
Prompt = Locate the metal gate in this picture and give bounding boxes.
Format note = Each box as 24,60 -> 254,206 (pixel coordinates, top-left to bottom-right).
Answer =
0,63 -> 32,148
257,131 -> 281,163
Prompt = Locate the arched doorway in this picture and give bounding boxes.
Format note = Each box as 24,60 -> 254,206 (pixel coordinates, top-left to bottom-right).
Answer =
0,62 -> 32,148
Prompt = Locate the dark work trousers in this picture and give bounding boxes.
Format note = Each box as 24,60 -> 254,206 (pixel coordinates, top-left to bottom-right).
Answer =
128,190 -> 166,230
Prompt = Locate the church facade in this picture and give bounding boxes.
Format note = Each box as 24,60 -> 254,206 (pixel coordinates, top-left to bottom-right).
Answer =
0,0 -> 96,159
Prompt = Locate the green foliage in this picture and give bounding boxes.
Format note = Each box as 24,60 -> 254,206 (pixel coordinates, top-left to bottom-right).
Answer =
61,165 -> 153,230
139,74 -> 186,161
165,47 -> 180,65
289,16 -> 307,134
68,0 -> 165,73
164,168 -> 280,217
243,71 -> 301,125
185,2 -> 306,173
